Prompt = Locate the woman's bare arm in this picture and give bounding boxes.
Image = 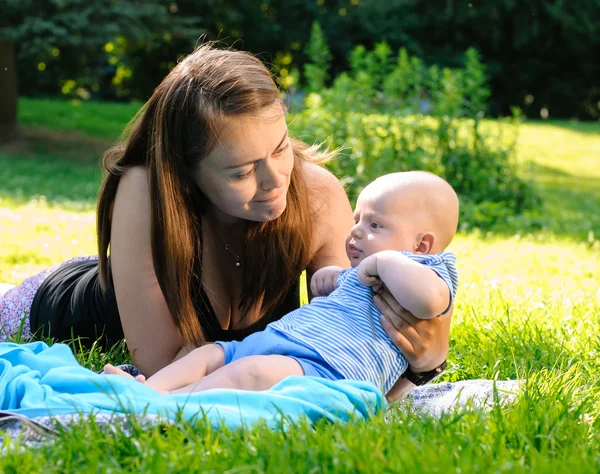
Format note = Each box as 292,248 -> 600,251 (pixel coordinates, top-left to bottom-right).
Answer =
109,166 -> 184,376
303,163 -> 353,292
378,296 -> 453,401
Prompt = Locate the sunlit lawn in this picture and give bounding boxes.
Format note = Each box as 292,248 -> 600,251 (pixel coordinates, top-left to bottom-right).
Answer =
0,99 -> 598,471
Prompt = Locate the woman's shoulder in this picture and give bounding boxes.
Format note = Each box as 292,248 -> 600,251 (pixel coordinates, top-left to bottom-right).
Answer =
120,165 -> 148,183
114,166 -> 150,199
110,165 -> 152,232
302,161 -> 347,199
300,162 -> 354,268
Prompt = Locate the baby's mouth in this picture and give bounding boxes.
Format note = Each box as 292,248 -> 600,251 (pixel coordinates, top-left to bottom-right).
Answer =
347,243 -> 362,256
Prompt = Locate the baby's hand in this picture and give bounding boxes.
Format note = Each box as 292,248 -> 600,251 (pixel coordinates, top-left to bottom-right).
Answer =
103,363 -> 147,383
310,266 -> 344,296
103,364 -> 171,395
357,255 -> 383,292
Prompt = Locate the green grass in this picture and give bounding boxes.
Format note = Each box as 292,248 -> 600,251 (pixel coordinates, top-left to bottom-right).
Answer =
18,97 -> 142,140
0,99 -> 599,472
511,120 -> 600,239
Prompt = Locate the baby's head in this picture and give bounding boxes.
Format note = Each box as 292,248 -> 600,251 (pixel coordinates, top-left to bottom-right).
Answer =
346,171 -> 459,267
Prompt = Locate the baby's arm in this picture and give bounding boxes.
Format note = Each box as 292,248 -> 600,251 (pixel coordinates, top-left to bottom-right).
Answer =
117,344 -> 227,393
169,355 -> 304,394
105,348 -> 305,394
310,265 -> 345,296
357,251 -> 450,319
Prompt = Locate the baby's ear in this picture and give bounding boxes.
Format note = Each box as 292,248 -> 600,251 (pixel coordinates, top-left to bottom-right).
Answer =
414,232 -> 435,254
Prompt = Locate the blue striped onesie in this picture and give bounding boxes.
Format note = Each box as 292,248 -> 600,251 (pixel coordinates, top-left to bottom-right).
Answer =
216,251 -> 458,393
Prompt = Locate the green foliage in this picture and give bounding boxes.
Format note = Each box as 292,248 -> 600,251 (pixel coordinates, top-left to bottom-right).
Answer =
1,0 -> 203,100
2,195 -> 600,471
17,98 -> 141,140
2,379 -> 599,473
5,0 -> 599,117
343,0 -> 600,119
298,44 -> 536,229
1,101 -> 600,467
303,21 -> 332,94
11,98 -> 600,240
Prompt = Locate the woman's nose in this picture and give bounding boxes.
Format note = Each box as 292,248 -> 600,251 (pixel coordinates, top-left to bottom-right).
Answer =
261,160 -> 285,191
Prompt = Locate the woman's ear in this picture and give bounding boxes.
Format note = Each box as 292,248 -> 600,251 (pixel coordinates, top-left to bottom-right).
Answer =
414,232 -> 436,254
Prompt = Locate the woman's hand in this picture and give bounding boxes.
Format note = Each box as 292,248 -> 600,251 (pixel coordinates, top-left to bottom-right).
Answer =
374,286 -> 452,373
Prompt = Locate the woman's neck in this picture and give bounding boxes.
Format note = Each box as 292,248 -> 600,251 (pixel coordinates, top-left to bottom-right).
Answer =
205,206 -> 247,234
203,207 -> 248,252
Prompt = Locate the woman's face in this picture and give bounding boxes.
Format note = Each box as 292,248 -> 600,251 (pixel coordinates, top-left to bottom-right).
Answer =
194,103 -> 294,223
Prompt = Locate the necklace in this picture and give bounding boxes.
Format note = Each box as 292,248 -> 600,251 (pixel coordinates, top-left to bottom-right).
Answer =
210,222 -> 242,268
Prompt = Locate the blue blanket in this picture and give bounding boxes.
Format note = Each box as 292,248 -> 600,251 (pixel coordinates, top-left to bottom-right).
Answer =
0,342 -> 384,428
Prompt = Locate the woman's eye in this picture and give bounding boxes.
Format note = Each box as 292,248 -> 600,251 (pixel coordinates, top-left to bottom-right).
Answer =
272,142 -> 290,156
234,168 -> 254,180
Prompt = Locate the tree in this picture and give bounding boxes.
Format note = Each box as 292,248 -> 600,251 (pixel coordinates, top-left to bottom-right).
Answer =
304,21 -> 333,94
353,0 -> 600,118
0,38 -> 17,141
0,0 -> 203,143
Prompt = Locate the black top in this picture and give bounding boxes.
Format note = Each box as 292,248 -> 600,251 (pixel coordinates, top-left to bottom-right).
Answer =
29,259 -> 301,348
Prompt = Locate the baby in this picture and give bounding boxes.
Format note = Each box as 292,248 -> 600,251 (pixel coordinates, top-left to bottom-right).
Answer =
106,171 -> 459,394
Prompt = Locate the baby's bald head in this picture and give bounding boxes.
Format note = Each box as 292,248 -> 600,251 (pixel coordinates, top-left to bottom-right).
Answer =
363,171 -> 459,253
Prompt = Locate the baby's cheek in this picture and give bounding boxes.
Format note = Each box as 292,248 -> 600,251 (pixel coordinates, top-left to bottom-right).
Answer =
344,236 -> 352,256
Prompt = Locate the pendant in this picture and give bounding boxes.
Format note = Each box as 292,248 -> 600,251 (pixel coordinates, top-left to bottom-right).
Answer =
235,261 -> 241,267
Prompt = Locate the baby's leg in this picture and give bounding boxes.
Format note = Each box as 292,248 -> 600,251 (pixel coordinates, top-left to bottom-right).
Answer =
170,355 -> 304,394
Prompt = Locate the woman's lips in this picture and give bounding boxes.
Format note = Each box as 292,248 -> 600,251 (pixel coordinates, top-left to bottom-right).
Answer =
255,191 -> 283,204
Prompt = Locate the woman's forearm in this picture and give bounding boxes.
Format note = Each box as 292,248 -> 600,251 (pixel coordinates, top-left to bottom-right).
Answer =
171,344 -> 195,363
386,376 -> 416,402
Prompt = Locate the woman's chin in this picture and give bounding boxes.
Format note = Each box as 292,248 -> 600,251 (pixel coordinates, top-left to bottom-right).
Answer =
262,207 -> 286,222
251,199 -> 287,221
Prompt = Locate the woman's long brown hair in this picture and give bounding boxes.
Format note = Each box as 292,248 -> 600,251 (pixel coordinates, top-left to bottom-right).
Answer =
97,44 -> 329,345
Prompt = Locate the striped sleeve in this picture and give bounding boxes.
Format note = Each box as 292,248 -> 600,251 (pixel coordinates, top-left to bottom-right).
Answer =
335,268 -> 352,287
403,251 -> 459,315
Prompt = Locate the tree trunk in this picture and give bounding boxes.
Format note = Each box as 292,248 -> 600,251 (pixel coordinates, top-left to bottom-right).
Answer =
0,40 -> 18,143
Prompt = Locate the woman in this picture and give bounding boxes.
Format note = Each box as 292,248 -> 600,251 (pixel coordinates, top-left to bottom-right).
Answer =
0,44 -> 451,399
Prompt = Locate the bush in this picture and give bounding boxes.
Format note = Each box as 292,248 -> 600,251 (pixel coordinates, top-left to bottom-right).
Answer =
303,21 -> 332,95
9,0 -> 599,118
291,43 -> 538,230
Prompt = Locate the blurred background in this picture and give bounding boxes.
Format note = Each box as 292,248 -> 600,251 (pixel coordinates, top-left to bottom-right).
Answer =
0,0 -> 599,284
2,0 -> 599,123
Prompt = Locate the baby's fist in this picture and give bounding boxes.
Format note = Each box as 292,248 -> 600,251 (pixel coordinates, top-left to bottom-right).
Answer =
310,266 -> 343,296
357,255 -> 382,291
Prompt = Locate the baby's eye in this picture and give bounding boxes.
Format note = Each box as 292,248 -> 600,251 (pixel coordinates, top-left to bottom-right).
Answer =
370,222 -> 381,229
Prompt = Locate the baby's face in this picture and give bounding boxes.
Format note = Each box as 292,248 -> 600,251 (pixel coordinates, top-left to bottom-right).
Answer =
346,186 -> 418,267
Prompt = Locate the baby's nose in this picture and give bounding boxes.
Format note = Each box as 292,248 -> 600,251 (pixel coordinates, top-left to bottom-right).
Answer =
351,224 -> 363,239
